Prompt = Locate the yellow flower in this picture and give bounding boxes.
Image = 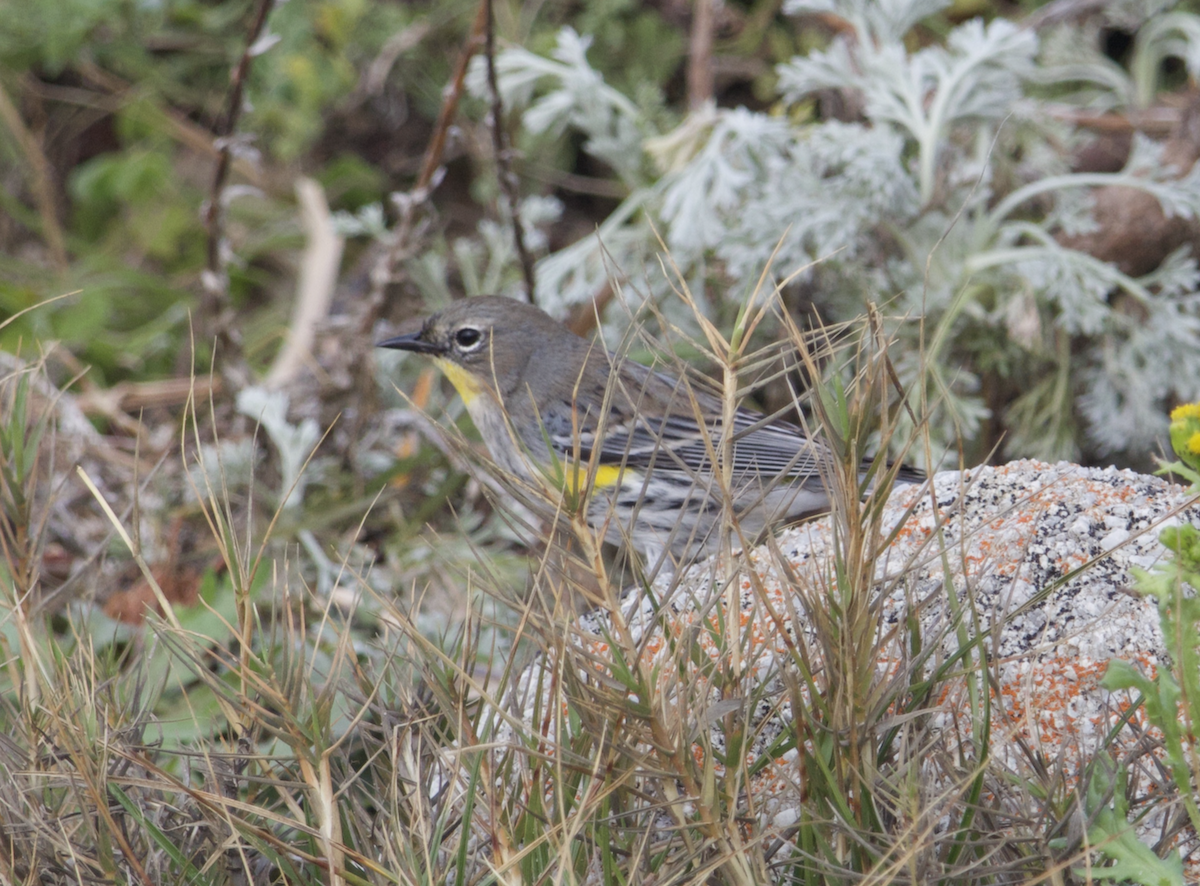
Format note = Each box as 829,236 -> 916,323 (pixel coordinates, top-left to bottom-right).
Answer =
1170,402 -> 1200,422
1190,430 -> 1200,456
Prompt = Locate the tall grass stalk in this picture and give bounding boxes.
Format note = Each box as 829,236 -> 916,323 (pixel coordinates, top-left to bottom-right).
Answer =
0,285 -> 1177,883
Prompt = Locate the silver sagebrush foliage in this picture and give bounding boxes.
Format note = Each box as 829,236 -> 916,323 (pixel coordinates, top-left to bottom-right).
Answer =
782,0 -> 952,43
705,120 -> 919,283
466,28 -> 646,186
777,15 -> 1036,204
461,0 -> 1200,460
236,387 -> 322,510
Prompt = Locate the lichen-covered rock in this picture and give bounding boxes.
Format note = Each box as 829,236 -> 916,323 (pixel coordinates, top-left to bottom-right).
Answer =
519,459 -> 1200,877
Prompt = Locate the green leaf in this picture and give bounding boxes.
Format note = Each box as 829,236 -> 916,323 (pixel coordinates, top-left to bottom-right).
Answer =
1076,759 -> 1186,886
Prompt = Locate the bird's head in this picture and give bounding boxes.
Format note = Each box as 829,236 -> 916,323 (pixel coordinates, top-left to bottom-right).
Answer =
377,296 -> 575,405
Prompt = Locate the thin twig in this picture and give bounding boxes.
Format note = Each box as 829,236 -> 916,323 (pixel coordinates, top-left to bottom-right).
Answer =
366,0 -> 488,312
416,0 -> 489,193
0,78 -> 68,270
202,0 -> 275,370
366,195 -> 430,314
1042,102 -> 1177,135
485,0 -> 536,303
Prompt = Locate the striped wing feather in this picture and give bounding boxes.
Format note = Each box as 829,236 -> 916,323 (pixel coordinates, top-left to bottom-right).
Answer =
539,361 -> 827,483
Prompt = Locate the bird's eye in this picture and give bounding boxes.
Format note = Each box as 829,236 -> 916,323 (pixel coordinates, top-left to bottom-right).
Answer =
454,327 -> 483,350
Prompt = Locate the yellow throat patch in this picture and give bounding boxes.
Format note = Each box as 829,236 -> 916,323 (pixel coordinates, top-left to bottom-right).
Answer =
433,357 -> 483,406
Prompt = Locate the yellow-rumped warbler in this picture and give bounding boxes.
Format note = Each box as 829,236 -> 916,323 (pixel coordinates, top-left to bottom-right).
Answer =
379,296 -> 921,564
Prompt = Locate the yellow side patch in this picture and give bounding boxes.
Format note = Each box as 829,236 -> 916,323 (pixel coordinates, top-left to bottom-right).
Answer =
433,357 -> 482,406
551,462 -> 624,500
591,465 -> 623,489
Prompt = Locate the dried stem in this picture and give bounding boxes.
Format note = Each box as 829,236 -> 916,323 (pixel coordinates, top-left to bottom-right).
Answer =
365,0 -> 488,313
415,0 -> 489,193
202,0 -> 275,373
265,178 -> 344,389
485,0 -> 537,303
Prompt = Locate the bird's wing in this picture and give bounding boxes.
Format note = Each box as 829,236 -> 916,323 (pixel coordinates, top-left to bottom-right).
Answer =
540,385 -> 826,483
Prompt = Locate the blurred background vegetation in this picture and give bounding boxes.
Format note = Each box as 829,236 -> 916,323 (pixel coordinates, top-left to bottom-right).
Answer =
4,0 -> 1200,676
5,0 -> 1200,879
2,0 -> 1199,608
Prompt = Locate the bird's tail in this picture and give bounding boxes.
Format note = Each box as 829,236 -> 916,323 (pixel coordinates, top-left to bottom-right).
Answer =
858,457 -> 925,487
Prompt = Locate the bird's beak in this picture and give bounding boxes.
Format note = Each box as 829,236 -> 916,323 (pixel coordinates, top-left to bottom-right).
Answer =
376,331 -> 444,354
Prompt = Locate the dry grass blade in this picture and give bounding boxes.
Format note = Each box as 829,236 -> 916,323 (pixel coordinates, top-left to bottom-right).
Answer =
2,260 -> 1181,884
